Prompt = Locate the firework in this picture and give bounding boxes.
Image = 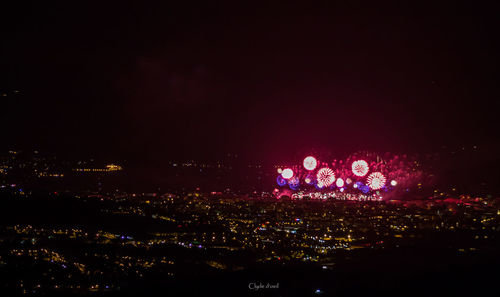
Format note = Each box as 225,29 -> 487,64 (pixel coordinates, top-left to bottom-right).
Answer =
367,172 -> 387,190
303,156 -> 318,171
288,176 -> 300,190
281,168 -> 294,179
276,175 -> 287,186
316,181 -> 325,189
316,168 -> 335,187
352,160 -> 369,177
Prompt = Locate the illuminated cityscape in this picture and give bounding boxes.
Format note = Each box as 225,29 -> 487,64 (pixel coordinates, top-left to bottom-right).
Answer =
2,2 -> 500,296
0,149 -> 499,296
1,190 -> 499,295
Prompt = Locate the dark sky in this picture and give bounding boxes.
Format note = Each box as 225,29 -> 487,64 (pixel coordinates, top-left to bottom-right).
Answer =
1,1 -> 499,164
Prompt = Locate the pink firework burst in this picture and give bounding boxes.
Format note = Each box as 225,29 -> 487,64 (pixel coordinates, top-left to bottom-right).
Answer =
316,168 -> 335,187
367,172 -> 386,190
352,160 -> 369,177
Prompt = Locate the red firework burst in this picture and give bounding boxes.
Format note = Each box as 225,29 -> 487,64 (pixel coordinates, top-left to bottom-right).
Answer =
352,160 -> 369,177
316,168 -> 335,187
367,172 -> 386,190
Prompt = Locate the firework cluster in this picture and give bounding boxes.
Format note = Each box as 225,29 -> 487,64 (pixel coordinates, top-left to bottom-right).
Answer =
276,151 -> 430,199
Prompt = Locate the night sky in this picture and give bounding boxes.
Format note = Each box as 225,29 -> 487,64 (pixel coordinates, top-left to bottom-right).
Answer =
1,2 -> 499,165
